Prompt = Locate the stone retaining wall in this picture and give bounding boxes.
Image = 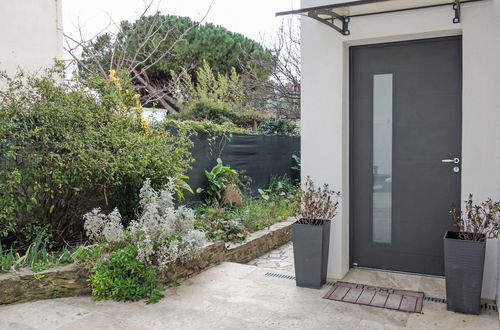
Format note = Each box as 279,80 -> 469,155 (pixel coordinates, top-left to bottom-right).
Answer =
0,264 -> 90,305
0,218 -> 294,305
226,219 -> 293,264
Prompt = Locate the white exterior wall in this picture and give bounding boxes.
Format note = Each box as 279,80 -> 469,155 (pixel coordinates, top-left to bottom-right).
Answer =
301,0 -> 500,301
142,108 -> 169,123
0,0 -> 63,75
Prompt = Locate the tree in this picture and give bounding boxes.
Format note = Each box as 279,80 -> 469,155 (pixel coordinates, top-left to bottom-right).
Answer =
66,8 -> 274,114
242,17 -> 301,119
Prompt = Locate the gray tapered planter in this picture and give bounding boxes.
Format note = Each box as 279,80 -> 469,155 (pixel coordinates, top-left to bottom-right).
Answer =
444,231 -> 486,315
292,220 -> 330,289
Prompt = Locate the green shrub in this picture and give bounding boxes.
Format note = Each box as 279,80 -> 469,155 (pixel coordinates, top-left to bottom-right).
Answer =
170,61 -> 269,130
163,119 -> 251,136
258,118 -> 299,136
73,245 -> 105,263
17,231 -> 53,272
195,207 -> 247,242
268,175 -> 296,196
187,98 -> 238,124
0,66 -> 193,247
173,98 -> 267,130
0,248 -> 15,272
194,185 -> 300,241
232,193 -> 300,233
89,244 -> 164,304
0,230 -> 73,272
78,179 -> 205,303
57,247 -> 74,264
196,158 -> 237,203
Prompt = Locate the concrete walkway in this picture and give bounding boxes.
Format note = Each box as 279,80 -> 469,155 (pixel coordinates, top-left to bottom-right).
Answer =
0,258 -> 498,329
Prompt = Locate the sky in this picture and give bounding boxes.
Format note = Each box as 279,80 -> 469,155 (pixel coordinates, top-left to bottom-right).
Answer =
62,0 -> 300,55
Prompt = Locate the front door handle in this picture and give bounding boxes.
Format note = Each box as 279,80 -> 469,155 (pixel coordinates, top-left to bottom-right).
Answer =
441,157 -> 460,164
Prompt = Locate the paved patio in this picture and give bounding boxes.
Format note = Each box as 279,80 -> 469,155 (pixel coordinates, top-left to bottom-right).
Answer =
0,244 -> 498,329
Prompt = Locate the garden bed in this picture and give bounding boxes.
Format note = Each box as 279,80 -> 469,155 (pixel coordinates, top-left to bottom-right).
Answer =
0,218 -> 294,305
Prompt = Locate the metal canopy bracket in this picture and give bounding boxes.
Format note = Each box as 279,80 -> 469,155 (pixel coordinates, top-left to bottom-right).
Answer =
453,1 -> 461,23
276,0 -> 486,36
308,10 -> 350,35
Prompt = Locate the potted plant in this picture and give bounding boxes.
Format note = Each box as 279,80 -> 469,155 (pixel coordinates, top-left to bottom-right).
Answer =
445,194 -> 500,314
292,177 -> 340,289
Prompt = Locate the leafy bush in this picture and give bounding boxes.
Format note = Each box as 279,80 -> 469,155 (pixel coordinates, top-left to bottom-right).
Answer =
194,208 -> 247,242
173,98 -> 267,130
196,158 -> 238,203
234,192 -> 300,233
232,110 -> 268,130
195,188 -> 300,241
291,154 -> 301,171
269,175 -> 296,196
81,178 -> 206,303
89,244 -> 164,304
173,61 -> 246,110
184,98 -> 239,124
84,179 -> 206,275
73,245 -> 104,263
163,119 -> 252,136
258,118 -> 299,136
171,61 -> 268,129
0,66 -> 193,247
0,231 -> 73,273
0,248 -> 15,272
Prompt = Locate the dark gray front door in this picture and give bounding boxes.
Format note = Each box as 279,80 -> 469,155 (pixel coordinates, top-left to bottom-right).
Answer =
350,36 -> 462,276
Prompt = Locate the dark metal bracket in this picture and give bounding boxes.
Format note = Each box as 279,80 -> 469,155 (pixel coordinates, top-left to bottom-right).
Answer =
453,1 -> 461,23
308,9 -> 350,35
305,0 -> 462,35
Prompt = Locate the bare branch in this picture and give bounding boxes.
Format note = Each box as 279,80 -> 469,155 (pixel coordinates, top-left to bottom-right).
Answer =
64,0 -> 213,113
239,16 -> 301,119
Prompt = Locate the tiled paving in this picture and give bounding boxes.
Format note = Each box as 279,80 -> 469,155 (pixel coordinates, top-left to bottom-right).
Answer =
324,281 -> 424,313
247,241 -> 294,272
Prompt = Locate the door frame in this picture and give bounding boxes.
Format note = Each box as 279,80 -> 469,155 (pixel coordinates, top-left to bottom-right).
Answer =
348,36 -> 463,274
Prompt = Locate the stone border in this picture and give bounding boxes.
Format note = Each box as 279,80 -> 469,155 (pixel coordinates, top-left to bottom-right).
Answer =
0,264 -> 90,305
0,218 -> 295,305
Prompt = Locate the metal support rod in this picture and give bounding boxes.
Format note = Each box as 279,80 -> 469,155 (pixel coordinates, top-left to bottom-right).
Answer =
308,10 -> 344,35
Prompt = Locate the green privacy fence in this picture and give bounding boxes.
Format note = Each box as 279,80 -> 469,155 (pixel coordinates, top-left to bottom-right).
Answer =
185,133 -> 300,200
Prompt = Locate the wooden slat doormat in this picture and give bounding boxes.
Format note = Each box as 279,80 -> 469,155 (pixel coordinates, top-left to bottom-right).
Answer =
323,281 -> 424,313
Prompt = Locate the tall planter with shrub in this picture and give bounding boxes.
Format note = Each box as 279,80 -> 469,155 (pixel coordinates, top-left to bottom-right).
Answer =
445,195 -> 500,314
292,177 -> 340,289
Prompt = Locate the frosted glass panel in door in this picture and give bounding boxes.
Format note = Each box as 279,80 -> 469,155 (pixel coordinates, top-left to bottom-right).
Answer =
372,74 -> 392,244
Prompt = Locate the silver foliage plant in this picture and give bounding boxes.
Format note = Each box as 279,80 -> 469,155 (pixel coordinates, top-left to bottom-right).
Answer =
83,208 -> 124,243
83,178 -> 206,275
295,176 -> 341,225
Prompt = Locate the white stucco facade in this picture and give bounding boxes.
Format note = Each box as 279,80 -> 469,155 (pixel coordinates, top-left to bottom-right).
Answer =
300,0 -> 500,302
0,0 -> 63,75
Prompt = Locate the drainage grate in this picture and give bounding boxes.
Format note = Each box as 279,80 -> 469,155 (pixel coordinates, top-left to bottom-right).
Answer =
424,296 -> 497,311
481,302 -> 498,312
264,272 -> 336,286
424,296 -> 446,304
264,272 -> 497,312
264,272 -> 295,281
